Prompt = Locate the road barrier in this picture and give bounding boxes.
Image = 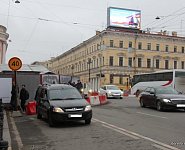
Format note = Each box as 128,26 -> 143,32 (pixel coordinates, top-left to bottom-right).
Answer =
85,92 -> 108,106
25,101 -> 37,115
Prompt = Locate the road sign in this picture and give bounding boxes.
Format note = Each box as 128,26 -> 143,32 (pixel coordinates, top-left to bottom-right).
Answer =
8,57 -> 22,71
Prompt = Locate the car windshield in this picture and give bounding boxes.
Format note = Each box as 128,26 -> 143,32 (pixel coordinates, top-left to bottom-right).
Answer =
155,87 -> 178,94
107,86 -> 119,90
49,88 -> 82,100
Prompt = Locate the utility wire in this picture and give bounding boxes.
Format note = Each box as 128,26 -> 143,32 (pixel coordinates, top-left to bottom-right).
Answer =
143,7 -> 185,30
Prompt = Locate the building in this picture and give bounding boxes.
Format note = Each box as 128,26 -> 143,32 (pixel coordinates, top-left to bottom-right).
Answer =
43,29 -> 185,91
0,25 -> 9,64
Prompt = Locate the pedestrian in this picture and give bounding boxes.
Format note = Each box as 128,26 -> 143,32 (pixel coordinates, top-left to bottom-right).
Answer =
75,80 -> 83,93
10,81 -> 17,111
20,84 -> 29,112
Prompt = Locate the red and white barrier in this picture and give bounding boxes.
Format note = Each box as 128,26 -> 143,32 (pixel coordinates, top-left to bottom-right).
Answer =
85,92 -> 108,106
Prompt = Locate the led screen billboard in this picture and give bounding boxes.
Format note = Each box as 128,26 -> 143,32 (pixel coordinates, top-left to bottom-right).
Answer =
107,7 -> 141,29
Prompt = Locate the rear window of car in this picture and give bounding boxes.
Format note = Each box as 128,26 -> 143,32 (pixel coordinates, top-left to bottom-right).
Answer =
49,87 -> 82,100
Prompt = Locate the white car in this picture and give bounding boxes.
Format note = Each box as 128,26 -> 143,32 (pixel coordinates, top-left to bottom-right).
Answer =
99,85 -> 123,99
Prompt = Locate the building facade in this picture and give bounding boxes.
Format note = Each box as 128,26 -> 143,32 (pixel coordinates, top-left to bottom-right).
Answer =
0,25 -> 9,64
43,29 -> 185,91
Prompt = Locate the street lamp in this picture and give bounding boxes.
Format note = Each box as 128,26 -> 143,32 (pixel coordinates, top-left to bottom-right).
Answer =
15,0 -> 20,3
71,65 -> 74,82
87,58 -> 92,82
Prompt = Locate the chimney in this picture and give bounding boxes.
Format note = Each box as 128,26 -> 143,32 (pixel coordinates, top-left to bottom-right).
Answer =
96,31 -> 101,35
172,31 -> 177,37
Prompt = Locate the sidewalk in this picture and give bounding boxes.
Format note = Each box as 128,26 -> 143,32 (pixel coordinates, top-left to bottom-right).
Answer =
3,110 -> 23,150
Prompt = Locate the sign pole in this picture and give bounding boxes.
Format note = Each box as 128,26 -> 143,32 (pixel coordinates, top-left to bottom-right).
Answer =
8,57 -> 22,111
14,71 -> 18,110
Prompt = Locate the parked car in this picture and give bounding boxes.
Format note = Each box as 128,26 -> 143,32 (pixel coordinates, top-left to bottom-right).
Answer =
139,86 -> 185,111
99,85 -> 123,99
36,84 -> 92,127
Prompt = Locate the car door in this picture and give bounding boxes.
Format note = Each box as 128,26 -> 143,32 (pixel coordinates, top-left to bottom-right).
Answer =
148,88 -> 155,107
41,89 -> 50,119
142,87 -> 151,106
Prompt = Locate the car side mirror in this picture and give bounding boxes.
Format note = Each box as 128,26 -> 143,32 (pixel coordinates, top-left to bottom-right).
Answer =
83,94 -> 88,99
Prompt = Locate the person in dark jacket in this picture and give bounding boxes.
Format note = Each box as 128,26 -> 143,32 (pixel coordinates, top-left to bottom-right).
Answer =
10,81 -> 17,111
20,84 -> 29,112
75,80 -> 83,93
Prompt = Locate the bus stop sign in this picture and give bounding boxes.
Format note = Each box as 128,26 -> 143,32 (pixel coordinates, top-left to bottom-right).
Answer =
8,57 -> 22,71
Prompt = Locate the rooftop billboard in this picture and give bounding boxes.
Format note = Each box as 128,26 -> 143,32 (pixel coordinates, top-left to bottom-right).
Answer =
107,7 -> 141,29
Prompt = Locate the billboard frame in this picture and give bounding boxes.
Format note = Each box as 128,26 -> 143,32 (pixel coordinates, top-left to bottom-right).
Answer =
107,7 -> 141,30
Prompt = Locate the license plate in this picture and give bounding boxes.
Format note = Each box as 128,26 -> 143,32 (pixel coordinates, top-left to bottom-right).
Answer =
68,114 -> 82,118
177,104 -> 185,107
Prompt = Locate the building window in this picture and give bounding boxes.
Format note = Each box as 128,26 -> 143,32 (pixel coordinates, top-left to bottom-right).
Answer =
147,59 -> 151,68
119,57 -> 123,66
147,43 -> 151,50
174,61 -> 177,69
129,41 -> 132,48
182,47 -> 184,53
128,57 -> 132,67
138,42 -> 142,50
165,60 -> 169,69
156,44 -> 160,51
174,46 -> 177,53
119,76 -> 123,84
110,40 -> 114,47
165,45 -> 169,52
138,58 -> 142,67
97,58 -> 99,67
182,61 -> 184,69
110,74 -> 113,84
119,41 -> 123,48
109,56 -> 113,66
156,59 -> 159,69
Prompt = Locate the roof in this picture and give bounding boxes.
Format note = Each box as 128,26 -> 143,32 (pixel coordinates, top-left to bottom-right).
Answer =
0,64 -> 51,73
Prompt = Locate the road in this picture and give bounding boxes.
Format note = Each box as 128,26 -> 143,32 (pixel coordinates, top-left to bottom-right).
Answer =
8,97 -> 185,150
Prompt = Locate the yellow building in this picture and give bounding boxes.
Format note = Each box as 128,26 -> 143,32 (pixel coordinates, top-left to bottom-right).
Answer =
43,29 -> 185,91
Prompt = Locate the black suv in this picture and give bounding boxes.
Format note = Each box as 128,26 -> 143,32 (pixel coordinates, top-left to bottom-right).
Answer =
35,84 -> 92,127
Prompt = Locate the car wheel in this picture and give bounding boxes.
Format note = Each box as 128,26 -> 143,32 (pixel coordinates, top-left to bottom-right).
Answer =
37,111 -> 42,119
48,112 -> 55,127
156,101 -> 163,111
140,98 -> 145,107
85,119 -> 91,125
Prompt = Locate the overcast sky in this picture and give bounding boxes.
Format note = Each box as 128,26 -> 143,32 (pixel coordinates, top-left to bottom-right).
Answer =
0,0 -> 185,64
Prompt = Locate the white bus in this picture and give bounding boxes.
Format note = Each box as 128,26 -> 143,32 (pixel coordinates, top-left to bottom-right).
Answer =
131,69 -> 185,95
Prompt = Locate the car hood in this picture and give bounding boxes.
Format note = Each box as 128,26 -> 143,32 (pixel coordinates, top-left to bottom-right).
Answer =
49,99 -> 89,108
157,94 -> 185,99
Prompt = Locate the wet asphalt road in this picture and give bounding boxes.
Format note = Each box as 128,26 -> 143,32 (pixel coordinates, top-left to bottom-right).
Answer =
8,97 -> 185,150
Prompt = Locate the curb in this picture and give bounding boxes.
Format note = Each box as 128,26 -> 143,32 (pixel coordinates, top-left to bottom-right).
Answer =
3,111 -> 12,150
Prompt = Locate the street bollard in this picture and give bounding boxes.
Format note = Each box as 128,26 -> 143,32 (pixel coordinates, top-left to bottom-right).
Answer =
0,99 -> 8,150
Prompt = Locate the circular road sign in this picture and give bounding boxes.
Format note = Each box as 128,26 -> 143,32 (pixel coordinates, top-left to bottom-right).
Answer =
8,57 -> 22,71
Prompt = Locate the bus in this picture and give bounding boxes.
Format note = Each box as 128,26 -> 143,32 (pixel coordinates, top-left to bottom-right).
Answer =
131,69 -> 185,95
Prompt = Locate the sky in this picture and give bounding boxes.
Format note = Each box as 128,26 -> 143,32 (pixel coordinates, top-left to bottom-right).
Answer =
0,0 -> 185,64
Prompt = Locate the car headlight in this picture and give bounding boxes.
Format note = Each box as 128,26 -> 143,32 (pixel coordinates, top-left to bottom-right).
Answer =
85,105 -> 92,111
81,88 -> 84,92
108,91 -> 111,94
53,107 -> 64,113
162,99 -> 171,103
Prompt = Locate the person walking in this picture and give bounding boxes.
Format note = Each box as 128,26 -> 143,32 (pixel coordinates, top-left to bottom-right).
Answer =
20,84 -> 29,112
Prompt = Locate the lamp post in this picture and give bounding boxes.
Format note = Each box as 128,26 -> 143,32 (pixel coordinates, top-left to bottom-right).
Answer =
71,65 -> 74,82
87,58 -> 92,82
